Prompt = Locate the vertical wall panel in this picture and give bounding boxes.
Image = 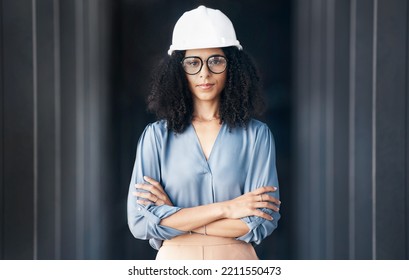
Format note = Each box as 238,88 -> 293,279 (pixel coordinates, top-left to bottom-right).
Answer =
2,0 -> 35,259
324,0 -> 335,260
52,0 -> 62,260
407,0 -> 409,260
350,0 -> 374,260
293,0 -> 311,259
332,0 -> 350,260
309,0 -> 325,259
375,0 -> 407,259
74,0 -> 86,260
82,1 -> 92,260
0,0 -> 4,261
36,0 -> 57,259
59,0 -> 77,259
85,0 -> 112,260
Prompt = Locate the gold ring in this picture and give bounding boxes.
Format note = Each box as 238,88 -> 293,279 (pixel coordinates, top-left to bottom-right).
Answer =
260,194 -> 263,202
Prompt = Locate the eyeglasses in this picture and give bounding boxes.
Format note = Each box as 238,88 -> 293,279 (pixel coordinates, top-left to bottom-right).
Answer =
181,55 -> 228,75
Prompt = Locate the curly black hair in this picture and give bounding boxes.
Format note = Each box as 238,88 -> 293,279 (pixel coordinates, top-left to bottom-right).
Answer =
147,46 -> 264,133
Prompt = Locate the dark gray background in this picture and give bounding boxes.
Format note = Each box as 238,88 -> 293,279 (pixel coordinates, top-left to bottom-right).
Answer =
1,0 -> 408,260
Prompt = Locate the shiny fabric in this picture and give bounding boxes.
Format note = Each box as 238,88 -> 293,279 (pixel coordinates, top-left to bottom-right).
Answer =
127,119 -> 280,250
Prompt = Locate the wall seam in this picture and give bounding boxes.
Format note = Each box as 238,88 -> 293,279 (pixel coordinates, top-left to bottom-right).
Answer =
371,0 -> 378,261
53,0 -> 62,260
85,0 -> 90,259
75,0 -> 85,260
348,0 -> 357,260
32,0 -> 38,261
405,0 -> 409,260
0,0 -> 4,260
88,0 -> 100,259
325,0 -> 335,260
309,0 -> 321,259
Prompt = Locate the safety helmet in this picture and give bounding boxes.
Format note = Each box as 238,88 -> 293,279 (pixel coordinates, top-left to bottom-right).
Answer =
168,5 -> 243,55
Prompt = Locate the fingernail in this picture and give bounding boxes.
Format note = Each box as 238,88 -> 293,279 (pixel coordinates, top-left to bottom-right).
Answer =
143,176 -> 148,180
274,187 -> 277,190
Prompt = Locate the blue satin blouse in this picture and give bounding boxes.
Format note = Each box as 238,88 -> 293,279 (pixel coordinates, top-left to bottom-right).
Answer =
127,118 -> 280,250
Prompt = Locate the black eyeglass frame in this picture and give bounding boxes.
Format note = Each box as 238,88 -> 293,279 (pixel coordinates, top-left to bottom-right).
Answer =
181,55 -> 228,75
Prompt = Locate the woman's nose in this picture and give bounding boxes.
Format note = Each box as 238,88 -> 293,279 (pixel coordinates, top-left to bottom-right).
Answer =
199,62 -> 211,77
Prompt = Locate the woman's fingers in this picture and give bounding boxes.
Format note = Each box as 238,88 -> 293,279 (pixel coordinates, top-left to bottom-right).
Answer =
137,199 -> 148,205
143,176 -> 164,190
252,186 -> 281,206
259,194 -> 281,207
133,191 -> 158,202
134,191 -> 168,206
253,209 -> 274,220
253,186 -> 277,195
135,183 -> 165,200
134,176 -> 173,206
254,201 -> 280,212
133,183 -> 162,205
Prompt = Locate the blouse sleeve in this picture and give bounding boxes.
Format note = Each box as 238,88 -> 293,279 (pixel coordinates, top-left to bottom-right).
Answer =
237,123 -> 281,244
127,123 -> 186,249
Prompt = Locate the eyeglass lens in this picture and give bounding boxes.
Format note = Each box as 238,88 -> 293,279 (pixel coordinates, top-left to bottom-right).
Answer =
182,55 -> 227,75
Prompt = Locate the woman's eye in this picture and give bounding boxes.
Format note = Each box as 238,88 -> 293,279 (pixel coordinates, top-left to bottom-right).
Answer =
185,60 -> 199,67
209,57 -> 225,65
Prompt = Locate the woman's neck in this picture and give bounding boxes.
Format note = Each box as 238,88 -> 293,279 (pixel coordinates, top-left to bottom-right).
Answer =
192,101 -> 220,122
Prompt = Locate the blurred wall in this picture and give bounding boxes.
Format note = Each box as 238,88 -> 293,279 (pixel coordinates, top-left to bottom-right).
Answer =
0,0 -> 114,259
4,0 -> 408,261
293,0 -> 409,259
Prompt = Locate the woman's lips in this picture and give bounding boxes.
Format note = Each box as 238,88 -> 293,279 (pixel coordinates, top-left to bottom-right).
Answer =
197,83 -> 214,90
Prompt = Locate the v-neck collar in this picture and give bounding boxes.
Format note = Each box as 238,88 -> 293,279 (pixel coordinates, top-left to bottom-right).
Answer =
190,121 -> 224,163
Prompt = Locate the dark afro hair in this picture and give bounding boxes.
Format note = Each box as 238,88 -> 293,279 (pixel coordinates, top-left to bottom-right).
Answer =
147,46 -> 265,133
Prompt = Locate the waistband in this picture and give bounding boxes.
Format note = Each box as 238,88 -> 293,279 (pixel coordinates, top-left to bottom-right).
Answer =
162,233 -> 247,246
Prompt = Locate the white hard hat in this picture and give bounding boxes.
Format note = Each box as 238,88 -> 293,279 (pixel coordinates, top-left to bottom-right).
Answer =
168,5 -> 243,55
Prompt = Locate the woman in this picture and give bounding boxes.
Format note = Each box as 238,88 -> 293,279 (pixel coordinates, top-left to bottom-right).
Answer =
127,5 -> 281,260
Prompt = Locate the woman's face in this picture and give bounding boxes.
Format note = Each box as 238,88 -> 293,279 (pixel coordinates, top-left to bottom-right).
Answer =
183,48 -> 227,105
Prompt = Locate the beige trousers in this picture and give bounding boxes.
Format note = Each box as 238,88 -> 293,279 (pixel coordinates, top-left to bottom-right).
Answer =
155,233 -> 259,260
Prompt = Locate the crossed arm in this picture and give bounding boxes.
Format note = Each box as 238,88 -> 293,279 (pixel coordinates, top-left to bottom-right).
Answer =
133,176 -> 281,238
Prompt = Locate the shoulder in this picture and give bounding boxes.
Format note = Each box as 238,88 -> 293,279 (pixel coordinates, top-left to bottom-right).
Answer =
145,119 -> 168,134
246,119 -> 276,146
246,118 -> 271,135
139,120 -> 170,144
247,118 -> 268,129
228,118 -> 272,141
228,118 -> 270,134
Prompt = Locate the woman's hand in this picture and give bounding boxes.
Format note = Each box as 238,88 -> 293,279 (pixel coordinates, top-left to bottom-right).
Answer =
221,186 -> 280,220
133,176 -> 173,206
